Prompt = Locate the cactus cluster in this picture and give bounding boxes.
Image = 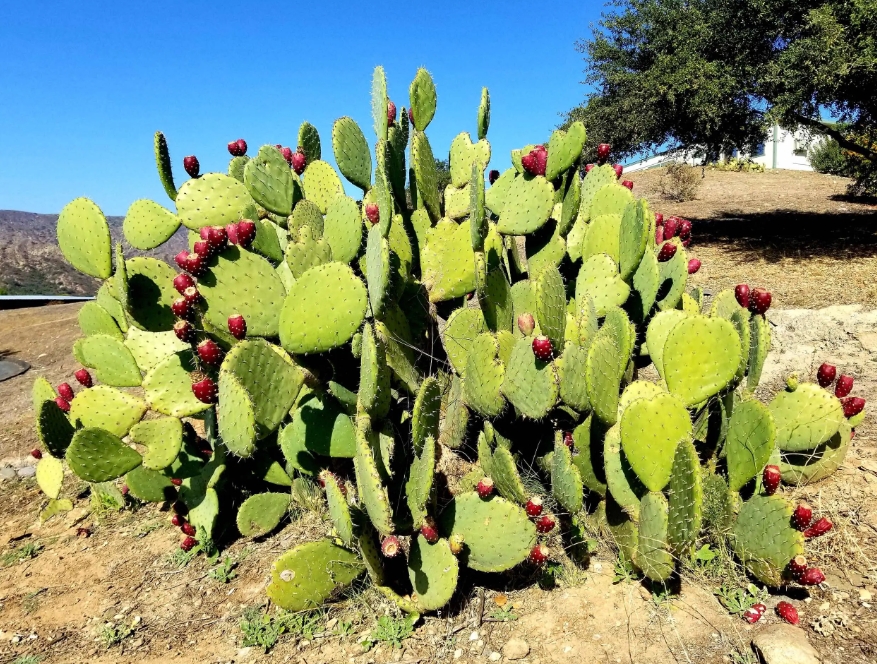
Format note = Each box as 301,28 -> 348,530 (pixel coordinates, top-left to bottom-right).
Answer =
35,65 -> 864,615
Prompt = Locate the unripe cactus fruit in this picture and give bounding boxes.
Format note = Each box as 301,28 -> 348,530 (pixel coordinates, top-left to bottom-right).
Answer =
193,240 -> 211,259
30,448 -> 42,460
387,99 -> 397,124
687,259 -> 701,274
54,396 -> 70,412
449,533 -> 465,555
57,383 -> 75,402
173,273 -> 196,295
657,243 -> 677,262
749,288 -> 772,315
183,155 -> 200,178
803,517 -> 833,538
775,601 -> 799,625
207,225 -> 228,252
191,373 -> 218,404
171,297 -> 191,319
181,522 -> 197,536
788,555 -> 808,581
180,536 -> 197,552
171,514 -> 184,527
291,149 -> 307,175
521,145 -> 547,177
528,543 -> 549,565
381,535 -> 401,558
476,477 -> 495,499
613,164 -> 623,178
525,495 -> 543,518
785,372 -> 799,391
734,284 -> 750,309
762,465 -> 781,495
183,286 -> 201,305
174,320 -> 195,343
228,314 -> 247,340
532,335 -> 553,361
663,217 -> 679,239
489,169 -> 500,184
621,180 -> 633,190
197,339 -> 223,366
420,517 -> 439,544
185,253 -> 206,277
74,368 -> 92,387
517,313 -> 535,336
801,567 -> 825,586
596,143 -> 611,163
175,250 -> 190,270
535,514 -> 556,534
841,396 -> 865,418
816,363 -> 837,387
236,220 -> 257,247
365,203 -> 380,225
835,374 -> 854,398
791,503 -> 812,530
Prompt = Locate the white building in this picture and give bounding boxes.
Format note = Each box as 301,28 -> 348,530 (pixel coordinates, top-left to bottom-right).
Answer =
624,124 -> 823,172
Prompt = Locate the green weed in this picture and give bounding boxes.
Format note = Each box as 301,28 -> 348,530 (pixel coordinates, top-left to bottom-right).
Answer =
361,614 -> 415,650
2,541 -> 43,567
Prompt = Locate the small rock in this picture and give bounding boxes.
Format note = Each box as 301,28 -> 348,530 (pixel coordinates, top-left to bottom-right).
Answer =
236,646 -> 253,659
859,589 -> 872,602
17,466 -> 36,478
751,624 -> 820,664
0,467 -> 16,480
502,637 -> 530,660
489,652 -> 502,661
453,649 -> 462,659
469,631 -> 480,641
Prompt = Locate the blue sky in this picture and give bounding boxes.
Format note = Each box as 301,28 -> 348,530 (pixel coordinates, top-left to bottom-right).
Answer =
0,1 -> 604,215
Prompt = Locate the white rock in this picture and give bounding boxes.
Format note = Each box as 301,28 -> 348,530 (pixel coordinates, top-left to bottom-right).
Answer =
502,637 -> 530,660
489,652 -> 502,661
751,624 -> 820,664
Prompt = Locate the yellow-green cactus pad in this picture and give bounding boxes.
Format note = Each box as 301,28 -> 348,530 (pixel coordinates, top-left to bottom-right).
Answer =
36,455 -> 64,500
333,117 -> 372,191
463,333 -> 506,417
449,132 -> 491,188
237,492 -> 290,537
68,385 -> 147,437
142,351 -> 211,418
409,536 -> 459,611
442,306 -> 487,375
303,160 -> 344,214
731,495 -> 804,586
501,337 -> 559,419
124,257 -> 178,332
124,327 -> 189,373
726,400 -> 776,491
129,417 -> 183,470
56,198 -> 112,278
175,172 -> 257,230
422,219 -> 477,302
77,334 -> 142,387
244,145 -> 295,215
575,254 -> 630,317
770,383 -> 844,452
78,301 -> 123,340
67,427 -> 142,483
36,399 -> 74,458
635,492 -> 675,582
123,199 -> 180,250
496,174 -> 554,235
545,122 -> 586,182
267,540 -> 364,611
323,195 -> 363,263
409,67 -> 437,131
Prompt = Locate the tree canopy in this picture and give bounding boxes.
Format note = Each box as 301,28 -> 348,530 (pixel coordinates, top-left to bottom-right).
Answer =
565,0 -> 877,166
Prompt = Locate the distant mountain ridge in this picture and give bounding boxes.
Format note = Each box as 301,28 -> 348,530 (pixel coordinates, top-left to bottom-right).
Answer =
0,209 -> 187,295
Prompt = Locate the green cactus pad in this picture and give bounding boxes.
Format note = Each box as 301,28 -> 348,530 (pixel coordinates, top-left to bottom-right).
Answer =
285,224 -> 333,279
77,334 -> 142,387
576,254 -> 630,316
332,116 -> 372,191
279,262 -> 367,354
545,122 -> 586,182
142,351 -> 211,418
645,310 -> 687,379
619,199 -> 650,281
78,301 -> 123,340
491,445 -> 527,503
442,306 -> 487,375
247,217 -> 283,262
463,333 -> 506,417
655,239 -> 689,310
67,427 -> 142,483
496,174 -> 555,235
634,492 -> 675,582
553,439 -> 584,514
663,315 -> 741,407
354,428 -> 393,536
288,198 -> 323,235
571,416 -> 607,495
443,183 -> 470,220
358,322 -> 391,420
267,540 -> 364,611
480,269 -> 513,335
153,131 -> 176,201
484,168 -> 517,216
96,281 -> 128,332
732,495 -> 804,586
747,314 -> 771,391
321,472 -> 354,545
244,145 -> 295,215
585,333 -> 624,425
501,337 -> 559,419
604,424 -> 647,518
605,492 -> 639,564
770,383 -> 844,452
440,492 -> 536,572
421,219 -> 477,302
287,392 -> 357,459
175,172 -> 257,230
580,213 -> 622,265
69,385 -> 146,437
477,429 -> 495,478
412,130 -> 441,221
217,371 -> 257,457
409,67 -> 437,131
32,376 -> 56,412
120,257 -> 175,332
123,466 -> 176,502
36,399 -> 74,458
56,198 -> 113,278
439,374 -> 469,449
406,435 -> 435,528
449,132 -> 491,188
411,377 -> 441,454
236,492 -> 289,537
477,87 -> 490,140
558,343 -> 589,411
666,438 -> 702,559
365,225 -> 390,318
620,393 -> 692,492
409,536 -> 459,612
35,455 -> 64,500
376,318 -> 420,395
323,195 -> 363,263
228,155 -> 248,182
726,400 -> 776,491
128,417 -> 182,470
298,121 -> 321,161
535,266 -> 566,350
122,199 -> 180,250
279,421 -> 318,475
618,381 -> 665,419
558,173 -> 582,239
371,66 -> 389,141
780,422 -> 851,485
302,160 -> 343,214
123,327 -> 189,373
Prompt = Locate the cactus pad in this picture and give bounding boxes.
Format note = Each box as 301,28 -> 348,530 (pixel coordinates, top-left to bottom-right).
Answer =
36,399 -> 74,458
78,334 -> 142,387
236,492 -> 289,537
67,427 -> 142,482
666,438 -> 702,559
323,195 -> 363,263
298,121 -> 321,162
36,455 -> 64,500
358,323 -> 391,420
655,239 -> 688,310
726,400 -> 776,491
142,351 -> 211,417
129,417 -> 182,470
439,374 -> 469,449
153,131 -> 176,201
780,422 -> 851,485
484,168 -> 516,216
122,199 -> 180,250
634,492 -> 674,582
442,306 -> 487,375
545,122 -> 586,182
333,117 -> 372,191
354,427 -> 393,535
449,132 -> 491,187
409,67 -> 437,130
218,371 -> 257,457
581,213 -> 622,264
56,198 -> 113,279
78,301 -> 123,340
496,174 -> 554,235
585,332 -> 624,424
175,172 -> 257,230
412,131 -> 441,221
422,219 -> 477,302
770,383 -> 844,452
491,445 -> 526,503
125,465 -> 177,503
731,495 -> 804,586
619,199 -> 649,280
244,145 -> 295,215
124,327 -> 189,373
747,314 -> 771,390
122,256 -> 178,332
302,160 -> 343,214
323,472 -> 354,545
552,439 -> 584,514
406,435 -> 435,527
463,333 -> 506,417
535,266 -> 566,350
69,385 -> 146,437
501,337 -> 558,419
412,377 -> 441,454
576,254 -> 630,316
267,540 -> 364,611
409,536 -> 459,611
287,392 -> 357,459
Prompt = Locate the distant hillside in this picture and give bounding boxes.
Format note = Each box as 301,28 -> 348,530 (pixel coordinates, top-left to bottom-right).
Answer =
0,210 -> 188,295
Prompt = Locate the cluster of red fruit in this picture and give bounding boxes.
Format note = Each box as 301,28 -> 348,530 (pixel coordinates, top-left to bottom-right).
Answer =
274,144 -> 307,174
44,370 -> 92,417
183,136 -> 309,184
734,284 -> 772,316
365,203 -> 380,225
743,600 -> 801,626
816,363 -> 866,419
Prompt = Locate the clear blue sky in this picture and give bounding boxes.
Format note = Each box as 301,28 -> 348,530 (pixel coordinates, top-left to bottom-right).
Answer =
0,1 -> 605,215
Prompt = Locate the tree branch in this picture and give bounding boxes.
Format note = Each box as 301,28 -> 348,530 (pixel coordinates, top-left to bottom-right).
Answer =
791,113 -> 877,161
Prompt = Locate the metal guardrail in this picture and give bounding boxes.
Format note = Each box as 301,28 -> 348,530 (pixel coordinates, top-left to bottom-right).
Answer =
0,295 -> 94,310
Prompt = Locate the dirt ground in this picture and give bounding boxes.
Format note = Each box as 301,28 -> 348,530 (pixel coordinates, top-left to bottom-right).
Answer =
1,169 -> 877,663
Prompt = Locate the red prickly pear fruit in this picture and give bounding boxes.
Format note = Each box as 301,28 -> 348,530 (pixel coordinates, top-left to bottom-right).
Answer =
207,225 -> 228,252
170,478 -> 183,486
517,312 -> 535,336
521,145 -> 547,176
753,603 -> 767,616
528,543 -> 549,565
193,240 -> 211,259
734,284 -> 750,309
175,250 -> 190,270
621,180 -> 633,190
449,533 -> 465,555
291,149 -> 307,175
682,236 -> 691,248
237,139 -> 247,155
663,217 -> 679,239
74,368 -> 93,387
57,383 -> 75,402
171,297 -> 191,319
408,107 -> 415,126
596,143 -> 611,163
120,484 -> 129,495
742,606 -> 763,623
30,448 -> 42,460
489,169 -> 500,185
173,273 -> 196,295
535,514 -> 556,534
236,220 -> 257,247
657,242 -> 677,262
225,222 -> 239,245
803,517 -> 833,539
835,374 -> 854,398
525,495 -> 543,518
183,155 -> 200,178
228,139 -> 246,157
174,320 -> 195,343
776,601 -> 799,625
197,339 -> 223,366
200,227 -> 211,241
476,477 -> 495,499
563,431 -> 574,448
749,288 -> 772,315
841,396 -> 865,418
532,335 -> 554,361
280,146 -> 294,165
228,314 -> 247,340
788,555 -> 808,582
585,163 -> 595,173
801,567 -> 825,586
181,522 -> 197,537
387,99 -> 397,124
687,259 -> 701,274
655,225 -> 665,244
613,164 -> 624,178
381,535 -> 401,558
816,363 -> 837,388
420,517 -> 439,544
762,465 -> 781,495
678,219 -> 692,237
365,203 -> 380,225
171,514 -> 184,527
791,503 -> 813,530
180,536 -> 197,552
54,396 -> 71,412
654,212 -> 664,226
191,374 -> 218,404
183,286 -> 201,305
185,253 -> 206,277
